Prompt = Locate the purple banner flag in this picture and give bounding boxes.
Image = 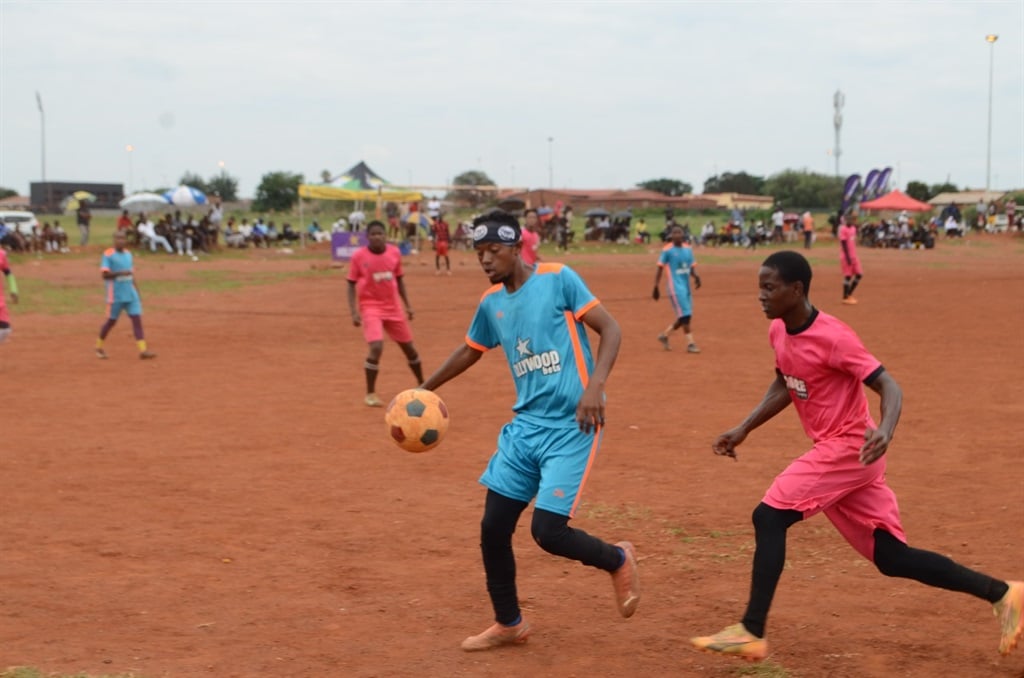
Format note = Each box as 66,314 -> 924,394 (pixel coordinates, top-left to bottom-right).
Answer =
874,167 -> 893,198
841,174 -> 862,211
332,231 -> 368,262
861,169 -> 881,202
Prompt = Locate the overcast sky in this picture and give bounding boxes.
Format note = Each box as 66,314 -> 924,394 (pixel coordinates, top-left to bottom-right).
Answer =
1,1 -> 1021,199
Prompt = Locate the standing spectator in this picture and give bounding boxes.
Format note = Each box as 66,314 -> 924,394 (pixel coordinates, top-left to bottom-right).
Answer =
0,244 -> 20,344
1006,198 -> 1017,230
77,202 -> 92,246
385,202 -> 401,241
771,207 -> 785,243
801,211 -> 814,250
349,211 -> 366,232
839,215 -> 863,304
347,221 -> 423,407
521,209 -> 541,266
95,231 -> 156,360
427,196 -> 442,223
432,214 -> 452,275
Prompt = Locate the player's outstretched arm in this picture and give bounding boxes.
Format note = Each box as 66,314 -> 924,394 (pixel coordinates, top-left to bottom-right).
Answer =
420,344 -> 483,392
713,374 -> 791,461
860,370 -> 903,465
578,304 -> 621,433
652,266 -> 662,300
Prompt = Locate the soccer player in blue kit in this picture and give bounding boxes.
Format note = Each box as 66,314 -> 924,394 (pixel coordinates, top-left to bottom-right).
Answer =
653,225 -> 702,353
420,210 -> 641,651
96,231 -> 156,360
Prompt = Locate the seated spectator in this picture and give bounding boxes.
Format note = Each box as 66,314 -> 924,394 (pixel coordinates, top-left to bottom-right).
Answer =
138,217 -> 174,253
307,220 -> 331,243
224,218 -> 247,248
280,223 -> 300,244
332,217 -> 348,233
635,218 -> 651,244
172,216 -> 194,257
700,221 -> 716,246
251,218 -> 269,247
116,210 -> 134,233
265,221 -> 280,245
944,215 -> 963,238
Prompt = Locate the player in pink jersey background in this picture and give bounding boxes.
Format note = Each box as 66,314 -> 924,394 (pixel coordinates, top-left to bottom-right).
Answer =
0,247 -> 20,344
838,214 -> 862,305
520,209 -> 541,267
347,221 -> 424,407
692,250 -> 1022,662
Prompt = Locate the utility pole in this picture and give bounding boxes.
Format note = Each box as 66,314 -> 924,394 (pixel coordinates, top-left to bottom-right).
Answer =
833,90 -> 844,178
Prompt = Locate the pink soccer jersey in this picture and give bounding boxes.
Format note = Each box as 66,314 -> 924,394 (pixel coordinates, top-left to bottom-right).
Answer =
520,228 -> 539,266
839,223 -> 859,262
347,244 -> 404,313
769,309 -> 883,443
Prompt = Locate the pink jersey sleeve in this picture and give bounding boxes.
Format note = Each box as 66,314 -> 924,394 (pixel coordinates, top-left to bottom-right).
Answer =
828,322 -> 883,382
346,249 -> 363,282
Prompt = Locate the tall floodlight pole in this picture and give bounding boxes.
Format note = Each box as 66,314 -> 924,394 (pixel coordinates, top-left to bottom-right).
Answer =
833,90 -> 844,178
36,91 -> 47,208
985,34 -> 999,192
547,137 -> 554,188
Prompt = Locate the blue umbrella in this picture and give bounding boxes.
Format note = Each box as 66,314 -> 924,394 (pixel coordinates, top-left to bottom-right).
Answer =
164,185 -> 208,207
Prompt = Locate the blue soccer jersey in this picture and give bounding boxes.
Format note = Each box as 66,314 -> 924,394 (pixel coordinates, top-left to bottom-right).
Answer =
658,243 -> 696,317
101,248 -> 140,304
466,263 -> 599,427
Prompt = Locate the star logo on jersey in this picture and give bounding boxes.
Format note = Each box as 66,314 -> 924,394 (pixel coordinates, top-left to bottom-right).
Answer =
515,337 -> 533,357
511,336 -> 562,379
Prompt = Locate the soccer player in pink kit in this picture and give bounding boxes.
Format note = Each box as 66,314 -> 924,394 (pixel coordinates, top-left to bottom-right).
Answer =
347,220 -> 424,407
520,209 -> 541,267
0,247 -> 20,344
838,214 -> 862,304
692,251 -> 1022,661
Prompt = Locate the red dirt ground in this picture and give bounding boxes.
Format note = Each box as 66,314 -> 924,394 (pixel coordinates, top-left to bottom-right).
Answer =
1,236 -> 1022,678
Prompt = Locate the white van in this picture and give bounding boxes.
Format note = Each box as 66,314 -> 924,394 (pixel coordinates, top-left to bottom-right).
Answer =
0,210 -> 40,235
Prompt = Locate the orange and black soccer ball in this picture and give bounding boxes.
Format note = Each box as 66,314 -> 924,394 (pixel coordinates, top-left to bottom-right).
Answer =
385,389 -> 450,453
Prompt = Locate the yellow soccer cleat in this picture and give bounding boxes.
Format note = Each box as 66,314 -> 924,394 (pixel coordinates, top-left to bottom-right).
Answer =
995,580 -> 1024,656
691,623 -> 769,661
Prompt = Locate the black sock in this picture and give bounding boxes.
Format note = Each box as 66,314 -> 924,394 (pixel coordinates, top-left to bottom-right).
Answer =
849,275 -> 861,295
873,529 -> 1008,603
530,508 -> 624,572
741,503 -> 803,638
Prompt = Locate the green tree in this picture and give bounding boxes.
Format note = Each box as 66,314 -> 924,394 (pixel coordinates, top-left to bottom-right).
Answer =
320,169 -> 332,183
929,181 -> 958,197
703,171 -> 766,195
448,170 -> 496,207
637,178 -> 693,196
905,181 -> 931,202
206,172 -> 239,202
763,169 -> 844,209
253,171 -> 303,212
179,171 -> 209,193
0,187 -> 18,200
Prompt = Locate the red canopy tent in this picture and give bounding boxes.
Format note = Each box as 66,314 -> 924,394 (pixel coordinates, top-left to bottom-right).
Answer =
860,189 -> 932,212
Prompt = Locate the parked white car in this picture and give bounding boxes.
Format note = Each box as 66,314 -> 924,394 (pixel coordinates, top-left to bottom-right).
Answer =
0,210 -> 40,235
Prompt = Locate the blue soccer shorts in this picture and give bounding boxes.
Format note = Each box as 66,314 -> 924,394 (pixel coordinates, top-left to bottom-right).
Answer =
479,417 -> 603,518
108,299 -> 142,318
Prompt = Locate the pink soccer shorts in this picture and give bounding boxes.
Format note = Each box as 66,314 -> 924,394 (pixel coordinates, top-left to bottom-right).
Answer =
841,257 -> 863,277
361,309 -> 413,344
763,434 -> 906,561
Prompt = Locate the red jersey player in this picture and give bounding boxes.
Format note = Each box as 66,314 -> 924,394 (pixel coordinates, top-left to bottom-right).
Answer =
347,221 -> 424,407
838,214 -> 862,304
432,214 -> 451,276
692,250 -> 1022,662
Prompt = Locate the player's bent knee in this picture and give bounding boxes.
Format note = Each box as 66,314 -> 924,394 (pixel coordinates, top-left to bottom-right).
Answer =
530,509 -> 571,554
752,502 -> 802,532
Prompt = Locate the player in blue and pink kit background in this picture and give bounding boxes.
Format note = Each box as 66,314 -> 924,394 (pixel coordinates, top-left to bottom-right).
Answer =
0,247 -> 20,344
692,250 -> 1022,662
653,225 -> 702,353
420,210 -> 640,652
96,231 -> 156,360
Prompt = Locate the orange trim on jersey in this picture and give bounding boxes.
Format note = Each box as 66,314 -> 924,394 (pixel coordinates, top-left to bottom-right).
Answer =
478,283 -> 502,301
568,426 -> 602,518
574,297 -> 600,320
465,335 -> 490,353
535,262 -> 564,274
563,310 -> 590,388
104,248 -> 116,256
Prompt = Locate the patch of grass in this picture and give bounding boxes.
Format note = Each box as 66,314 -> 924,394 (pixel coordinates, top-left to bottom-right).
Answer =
13,279 -> 95,315
577,501 -> 652,528
735,660 -> 794,677
0,668 -> 143,678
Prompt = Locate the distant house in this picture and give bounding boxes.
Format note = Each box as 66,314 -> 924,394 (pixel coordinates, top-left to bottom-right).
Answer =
30,181 -> 125,213
496,188 -> 719,212
701,193 -> 775,211
928,190 -> 1005,207
0,195 -> 31,209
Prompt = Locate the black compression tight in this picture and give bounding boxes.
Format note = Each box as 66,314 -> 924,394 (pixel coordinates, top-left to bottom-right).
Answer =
740,502 -> 1008,639
479,489 -> 624,625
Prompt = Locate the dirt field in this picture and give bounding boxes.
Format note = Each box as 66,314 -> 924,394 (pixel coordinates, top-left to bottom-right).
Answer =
1,236 -> 1022,678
